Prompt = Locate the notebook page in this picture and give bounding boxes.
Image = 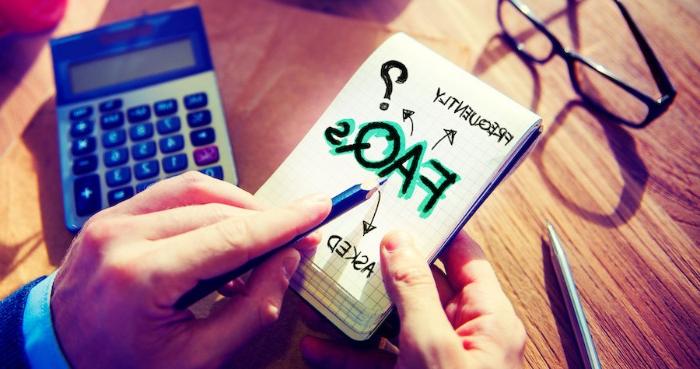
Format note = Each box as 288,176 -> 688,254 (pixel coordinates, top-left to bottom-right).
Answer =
256,33 -> 540,340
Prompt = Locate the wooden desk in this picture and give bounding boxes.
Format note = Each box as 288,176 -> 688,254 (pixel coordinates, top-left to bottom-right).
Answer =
1,0 -> 697,368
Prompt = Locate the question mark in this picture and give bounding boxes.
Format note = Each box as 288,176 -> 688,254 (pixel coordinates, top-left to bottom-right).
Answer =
379,60 -> 408,111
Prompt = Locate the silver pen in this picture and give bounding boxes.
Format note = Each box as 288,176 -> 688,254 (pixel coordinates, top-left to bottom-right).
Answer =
547,222 -> 603,369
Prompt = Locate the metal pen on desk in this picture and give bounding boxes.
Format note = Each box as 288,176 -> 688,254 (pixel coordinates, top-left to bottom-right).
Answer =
546,222 -> 603,369
174,177 -> 388,310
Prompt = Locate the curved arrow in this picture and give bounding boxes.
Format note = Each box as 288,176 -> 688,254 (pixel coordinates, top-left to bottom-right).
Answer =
362,190 -> 382,236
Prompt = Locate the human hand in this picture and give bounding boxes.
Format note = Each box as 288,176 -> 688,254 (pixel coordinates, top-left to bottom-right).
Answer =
51,172 -> 331,369
300,231 -> 526,369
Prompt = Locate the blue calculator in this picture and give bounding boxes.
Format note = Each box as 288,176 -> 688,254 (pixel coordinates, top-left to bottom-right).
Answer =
50,6 -> 238,232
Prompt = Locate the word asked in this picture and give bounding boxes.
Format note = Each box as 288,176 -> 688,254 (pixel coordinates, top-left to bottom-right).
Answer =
433,87 -> 514,146
327,234 -> 376,279
324,119 -> 459,218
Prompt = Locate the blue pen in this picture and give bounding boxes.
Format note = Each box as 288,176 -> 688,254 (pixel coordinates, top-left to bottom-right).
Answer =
174,177 -> 387,309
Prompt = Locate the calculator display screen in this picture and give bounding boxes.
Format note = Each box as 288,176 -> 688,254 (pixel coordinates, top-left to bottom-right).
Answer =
69,38 -> 196,94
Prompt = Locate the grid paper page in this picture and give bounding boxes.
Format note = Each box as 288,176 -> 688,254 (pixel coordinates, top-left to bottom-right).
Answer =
256,33 -> 541,340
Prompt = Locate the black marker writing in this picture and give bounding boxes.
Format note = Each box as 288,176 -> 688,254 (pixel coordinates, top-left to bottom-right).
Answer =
433,87 -> 514,146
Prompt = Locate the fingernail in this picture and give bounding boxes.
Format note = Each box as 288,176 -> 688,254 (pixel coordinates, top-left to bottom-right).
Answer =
295,231 -> 321,255
298,193 -> 330,212
382,231 -> 411,252
283,255 -> 300,278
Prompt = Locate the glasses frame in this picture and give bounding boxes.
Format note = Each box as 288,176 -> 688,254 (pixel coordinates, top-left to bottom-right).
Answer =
497,0 -> 676,128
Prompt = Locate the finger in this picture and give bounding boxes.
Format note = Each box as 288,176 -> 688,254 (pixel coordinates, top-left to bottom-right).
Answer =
300,336 -> 396,369
430,265 -> 454,308
217,277 -> 246,297
131,203 -> 254,240
299,303 -> 346,339
295,230 -> 323,256
193,247 -> 301,357
440,231 -> 500,290
110,171 -> 265,215
380,231 -> 455,339
155,194 -> 331,291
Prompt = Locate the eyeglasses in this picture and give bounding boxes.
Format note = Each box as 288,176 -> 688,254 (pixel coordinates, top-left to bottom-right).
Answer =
497,0 -> 676,128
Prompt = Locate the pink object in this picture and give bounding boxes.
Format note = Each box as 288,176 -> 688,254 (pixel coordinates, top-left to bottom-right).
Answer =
193,146 -> 219,166
0,0 -> 67,36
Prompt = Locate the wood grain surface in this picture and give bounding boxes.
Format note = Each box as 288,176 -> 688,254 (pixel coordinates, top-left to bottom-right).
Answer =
0,1 -> 698,368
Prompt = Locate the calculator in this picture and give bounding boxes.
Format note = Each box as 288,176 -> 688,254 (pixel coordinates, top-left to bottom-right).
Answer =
50,6 -> 238,232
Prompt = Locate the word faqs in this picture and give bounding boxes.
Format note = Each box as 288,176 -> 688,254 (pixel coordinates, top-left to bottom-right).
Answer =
324,119 -> 459,218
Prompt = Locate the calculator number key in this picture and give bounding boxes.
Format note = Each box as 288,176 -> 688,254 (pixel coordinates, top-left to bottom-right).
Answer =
70,119 -> 94,137
157,116 -> 181,135
190,128 -> 216,146
74,174 -> 101,216
99,98 -> 123,113
72,136 -> 96,156
72,155 -> 97,175
187,110 -> 211,128
69,105 -> 93,120
163,153 -> 188,173
159,135 -> 184,154
132,141 -> 157,160
200,166 -> 223,180
184,92 -> 207,110
129,123 -> 154,141
102,129 -> 126,148
154,98 -> 178,117
108,186 -> 133,206
101,111 -> 124,129
193,146 -> 219,166
134,160 -> 159,180
105,167 -> 131,187
104,148 -> 129,167
127,105 -> 151,123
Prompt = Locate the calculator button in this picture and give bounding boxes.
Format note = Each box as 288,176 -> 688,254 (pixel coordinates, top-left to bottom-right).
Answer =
104,148 -> 129,167
156,116 -> 181,134
162,153 -> 188,173
102,129 -> 126,148
199,166 -> 223,180
154,99 -> 178,117
70,119 -> 94,137
184,92 -> 207,110
159,135 -> 184,154
187,110 -> 211,128
134,160 -> 159,180
108,186 -> 133,206
193,146 -> 219,166
190,128 -> 216,146
74,174 -> 101,216
72,155 -> 98,175
132,141 -> 157,160
105,167 -> 131,187
129,123 -> 154,141
135,180 -> 157,193
69,106 -> 93,120
99,98 -> 123,113
72,136 -> 96,156
101,112 -> 124,129
127,105 -> 151,123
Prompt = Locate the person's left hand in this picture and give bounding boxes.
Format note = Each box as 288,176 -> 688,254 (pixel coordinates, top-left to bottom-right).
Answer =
51,172 -> 331,369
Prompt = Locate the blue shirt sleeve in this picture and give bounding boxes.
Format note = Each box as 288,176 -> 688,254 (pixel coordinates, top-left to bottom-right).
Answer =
22,272 -> 72,369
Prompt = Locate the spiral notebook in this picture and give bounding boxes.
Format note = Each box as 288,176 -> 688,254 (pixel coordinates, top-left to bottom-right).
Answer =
255,33 -> 541,340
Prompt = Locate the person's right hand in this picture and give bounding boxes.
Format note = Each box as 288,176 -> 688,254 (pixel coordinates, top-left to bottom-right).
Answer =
301,231 -> 527,369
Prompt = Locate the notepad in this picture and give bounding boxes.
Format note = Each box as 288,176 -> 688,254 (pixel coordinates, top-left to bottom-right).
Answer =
255,33 -> 541,340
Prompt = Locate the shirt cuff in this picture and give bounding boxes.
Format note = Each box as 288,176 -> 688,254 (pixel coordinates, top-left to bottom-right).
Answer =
22,272 -> 72,369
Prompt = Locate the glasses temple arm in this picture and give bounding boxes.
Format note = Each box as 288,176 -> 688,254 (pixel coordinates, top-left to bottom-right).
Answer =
614,0 -> 675,97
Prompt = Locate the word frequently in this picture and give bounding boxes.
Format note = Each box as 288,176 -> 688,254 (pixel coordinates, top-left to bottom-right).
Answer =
324,119 -> 459,218
433,87 -> 514,146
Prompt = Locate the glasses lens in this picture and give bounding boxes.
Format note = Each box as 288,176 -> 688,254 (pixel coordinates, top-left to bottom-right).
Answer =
499,1 -> 553,61
573,59 -> 649,125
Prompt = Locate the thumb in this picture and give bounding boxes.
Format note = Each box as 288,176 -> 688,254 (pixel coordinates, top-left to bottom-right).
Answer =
191,247 -> 301,361
380,231 -> 454,340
